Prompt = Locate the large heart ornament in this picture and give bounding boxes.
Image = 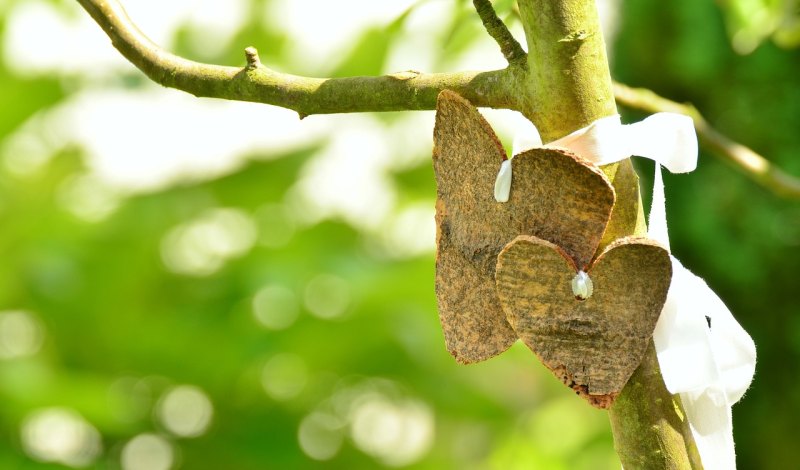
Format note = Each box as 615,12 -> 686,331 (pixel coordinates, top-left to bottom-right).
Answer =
495,235 -> 672,408
433,90 -> 616,363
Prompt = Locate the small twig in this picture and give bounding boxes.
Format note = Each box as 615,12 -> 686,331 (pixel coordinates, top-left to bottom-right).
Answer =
613,82 -> 800,199
472,0 -> 527,64
244,46 -> 261,70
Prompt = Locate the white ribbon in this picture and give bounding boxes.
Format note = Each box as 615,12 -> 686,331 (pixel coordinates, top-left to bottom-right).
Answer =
507,113 -> 756,470
649,164 -> 756,470
496,113 -> 697,202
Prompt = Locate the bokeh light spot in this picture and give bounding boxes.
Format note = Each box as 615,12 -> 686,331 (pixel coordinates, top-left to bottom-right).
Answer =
252,285 -> 299,330
297,412 -> 345,461
264,0 -> 419,75
21,407 -> 102,467
161,208 -> 256,276
121,433 -> 174,470
255,203 -> 296,248
57,173 -> 121,222
289,119 -> 395,231
157,385 -> 214,438
379,204 -> 436,258
0,310 -> 44,359
304,274 -> 350,320
261,353 -> 309,401
0,118 -> 53,177
349,394 -> 434,467
108,377 -> 155,424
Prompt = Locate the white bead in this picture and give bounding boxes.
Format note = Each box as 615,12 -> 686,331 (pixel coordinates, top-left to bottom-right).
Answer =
571,270 -> 593,300
494,159 -> 512,203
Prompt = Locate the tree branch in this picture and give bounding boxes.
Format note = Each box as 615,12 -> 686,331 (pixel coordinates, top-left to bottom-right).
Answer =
80,0 -> 800,202
614,82 -> 800,199
472,0 -> 527,64
76,0 -> 524,118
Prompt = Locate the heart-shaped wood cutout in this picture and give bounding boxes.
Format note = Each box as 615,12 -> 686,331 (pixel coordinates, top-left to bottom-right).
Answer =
495,235 -> 672,408
433,90 -> 616,364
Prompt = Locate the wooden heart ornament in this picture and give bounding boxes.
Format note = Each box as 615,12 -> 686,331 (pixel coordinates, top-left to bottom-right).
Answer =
495,235 -> 672,408
433,90 -> 616,364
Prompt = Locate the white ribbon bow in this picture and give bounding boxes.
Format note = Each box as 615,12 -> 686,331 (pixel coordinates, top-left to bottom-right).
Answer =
506,113 -> 757,470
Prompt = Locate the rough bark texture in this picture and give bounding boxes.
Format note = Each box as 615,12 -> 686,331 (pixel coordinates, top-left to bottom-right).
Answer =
496,236 -> 671,409
433,91 -> 615,364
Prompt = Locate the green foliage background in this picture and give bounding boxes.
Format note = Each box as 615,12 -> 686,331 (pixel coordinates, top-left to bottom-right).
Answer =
0,0 -> 797,468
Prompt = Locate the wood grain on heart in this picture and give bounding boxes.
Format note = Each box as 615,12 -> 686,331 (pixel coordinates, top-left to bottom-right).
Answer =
495,235 -> 672,408
433,90 -> 616,364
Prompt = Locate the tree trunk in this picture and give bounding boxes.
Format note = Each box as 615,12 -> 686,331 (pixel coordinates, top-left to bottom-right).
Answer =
516,1 -> 702,468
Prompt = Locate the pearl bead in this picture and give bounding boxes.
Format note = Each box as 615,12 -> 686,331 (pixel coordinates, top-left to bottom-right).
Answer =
571,270 -> 593,300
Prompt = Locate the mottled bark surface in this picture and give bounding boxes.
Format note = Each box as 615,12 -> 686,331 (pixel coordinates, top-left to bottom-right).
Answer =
496,236 -> 671,408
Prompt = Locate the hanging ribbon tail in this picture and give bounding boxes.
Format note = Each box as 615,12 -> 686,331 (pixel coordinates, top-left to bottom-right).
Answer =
681,386 -> 736,470
653,254 -> 757,400
648,165 -> 670,249
653,256 -> 720,393
653,259 -> 754,470
649,165 -> 756,470
698,276 -> 757,404
650,180 -> 756,402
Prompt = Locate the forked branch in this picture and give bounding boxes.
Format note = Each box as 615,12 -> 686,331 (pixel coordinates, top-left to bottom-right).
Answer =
472,0 -> 527,64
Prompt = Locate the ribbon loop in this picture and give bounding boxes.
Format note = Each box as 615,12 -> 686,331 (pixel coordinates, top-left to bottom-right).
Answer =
627,113 -> 698,173
511,112 -> 698,173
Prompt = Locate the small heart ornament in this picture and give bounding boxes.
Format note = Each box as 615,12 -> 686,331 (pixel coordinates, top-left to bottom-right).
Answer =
495,235 -> 672,408
433,90 -> 616,363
